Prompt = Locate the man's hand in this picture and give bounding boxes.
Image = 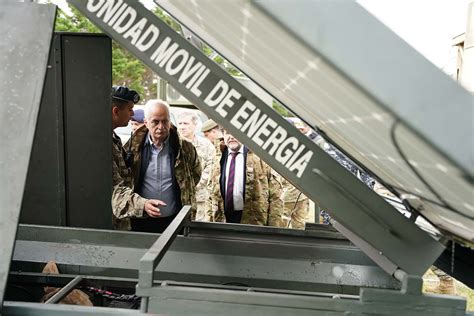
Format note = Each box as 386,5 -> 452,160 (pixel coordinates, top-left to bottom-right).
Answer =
144,199 -> 166,218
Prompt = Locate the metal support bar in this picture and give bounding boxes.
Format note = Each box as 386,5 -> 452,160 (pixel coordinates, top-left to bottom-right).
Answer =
139,206 -> 191,288
138,206 -> 191,312
44,276 -> 83,304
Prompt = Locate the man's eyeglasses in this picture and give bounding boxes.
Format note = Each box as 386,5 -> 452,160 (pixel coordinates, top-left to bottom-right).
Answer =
148,119 -> 169,128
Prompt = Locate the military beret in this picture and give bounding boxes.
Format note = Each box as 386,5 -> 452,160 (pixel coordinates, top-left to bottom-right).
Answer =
111,86 -> 140,104
131,109 -> 144,123
201,119 -> 218,132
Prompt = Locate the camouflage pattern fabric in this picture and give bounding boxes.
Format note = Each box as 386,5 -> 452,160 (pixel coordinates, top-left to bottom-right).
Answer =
281,177 -> 309,229
207,145 -> 284,227
111,132 -> 147,230
192,135 -> 215,221
125,124 -> 201,220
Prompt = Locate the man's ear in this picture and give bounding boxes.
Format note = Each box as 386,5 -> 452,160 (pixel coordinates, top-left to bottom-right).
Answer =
112,106 -> 119,116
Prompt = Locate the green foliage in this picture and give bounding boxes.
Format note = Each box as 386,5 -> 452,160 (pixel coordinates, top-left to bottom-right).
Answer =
54,6 -> 149,98
272,100 -> 290,117
154,8 -> 182,34
53,4 -> 242,102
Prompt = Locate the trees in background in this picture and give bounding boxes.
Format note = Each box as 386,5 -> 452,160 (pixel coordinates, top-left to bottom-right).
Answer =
54,4 -> 289,116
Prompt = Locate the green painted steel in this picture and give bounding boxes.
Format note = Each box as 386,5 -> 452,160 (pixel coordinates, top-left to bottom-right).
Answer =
0,2 -> 56,308
139,206 -> 192,288
141,282 -> 466,316
66,0 -> 444,277
2,302 -> 140,315
13,224 -> 398,293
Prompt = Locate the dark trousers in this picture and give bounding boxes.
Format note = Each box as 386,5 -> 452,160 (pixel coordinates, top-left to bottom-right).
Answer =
225,210 -> 243,224
131,214 -> 177,234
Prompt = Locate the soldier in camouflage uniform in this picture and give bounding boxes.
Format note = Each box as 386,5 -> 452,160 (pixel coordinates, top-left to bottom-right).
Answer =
111,86 -> 163,230
207,131 -> 284,227
124,100 -> 201,233
201,119 -> 223,144
281,177 -> 309,229
177,111 -> 215,221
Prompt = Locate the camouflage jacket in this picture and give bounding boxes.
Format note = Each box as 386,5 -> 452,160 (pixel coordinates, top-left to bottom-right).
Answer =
207,145 -> 284,227
192,136 -> 215,203
281,177 -> 308,203
111,132 -> 147,230
125,124 -> 201,219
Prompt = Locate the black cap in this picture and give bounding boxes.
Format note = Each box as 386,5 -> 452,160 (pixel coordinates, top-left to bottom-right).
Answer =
111,86 -> 140,104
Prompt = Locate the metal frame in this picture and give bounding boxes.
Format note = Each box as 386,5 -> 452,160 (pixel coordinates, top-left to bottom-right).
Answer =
9,222 -> 468,315
13,222 -> 398,294
68,0 -> 444,278
0,1 -> 56,307
2,1 -> 470,314
138,205 -> 192,312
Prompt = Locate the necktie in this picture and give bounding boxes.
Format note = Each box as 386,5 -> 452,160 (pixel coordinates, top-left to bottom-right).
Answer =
225,152 -> 238,212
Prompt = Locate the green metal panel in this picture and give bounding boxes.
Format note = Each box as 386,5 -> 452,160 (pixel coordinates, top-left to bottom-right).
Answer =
140,282 -> 466,316
60,33 -> 113,229
20,33 -> 113,229
21,34 -> 67,227
0,1 -> 56,308
13,224 -> 399,293
2,301 -> 140,315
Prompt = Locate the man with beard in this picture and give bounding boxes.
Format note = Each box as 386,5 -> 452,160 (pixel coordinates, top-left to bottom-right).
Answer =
207,130 -> 283,226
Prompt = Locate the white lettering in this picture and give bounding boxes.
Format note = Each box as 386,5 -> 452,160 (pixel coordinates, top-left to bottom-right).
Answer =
276,138 -> 298,165
241,109 -> 266,137
290,151 -> 313,178
113,7 -> 137,34
151,37 -> 179,67
185,65 -> 205,89
262,126 -> 287,155
178,56 -> 202,84
190,68 -> 210,97
165,49 -> 189,76
107,2 -> 127,26
204,80 -> 228,107
87,0 -> 105,12
230,100 -> 254,129
252,118 -> 277,146
96,0 -> 122,23
286,144 -> 305,168
136,24 -> 159,52
215,89 -> 240,118
123,17 -> 147,45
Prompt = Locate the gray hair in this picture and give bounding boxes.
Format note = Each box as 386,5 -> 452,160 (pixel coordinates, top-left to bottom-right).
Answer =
144,99 -> 170,120
177,110 -> 198,125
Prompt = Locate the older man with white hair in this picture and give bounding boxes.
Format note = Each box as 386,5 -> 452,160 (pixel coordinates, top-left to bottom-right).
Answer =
124,99 -> 201,233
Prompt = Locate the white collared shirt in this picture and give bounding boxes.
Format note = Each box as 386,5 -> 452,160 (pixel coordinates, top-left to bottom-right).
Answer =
225,146 -> 245,211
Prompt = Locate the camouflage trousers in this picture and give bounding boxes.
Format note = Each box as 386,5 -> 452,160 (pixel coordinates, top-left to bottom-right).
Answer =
283,199 -> 309,229
195,201 -> 209,221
